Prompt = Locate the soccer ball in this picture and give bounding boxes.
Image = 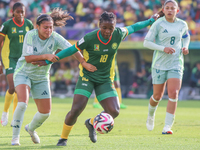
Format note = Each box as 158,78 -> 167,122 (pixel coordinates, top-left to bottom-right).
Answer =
93,112 -> 114,134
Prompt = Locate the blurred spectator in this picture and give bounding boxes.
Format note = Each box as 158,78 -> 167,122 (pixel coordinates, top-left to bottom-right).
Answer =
53,62 -> 68,93
0,2 -> 7,19
29,0 -> 42,12
186,16 -> 196,35
190,62 -> 200,96
123,4 -> 137,26
194,2 -> 200,23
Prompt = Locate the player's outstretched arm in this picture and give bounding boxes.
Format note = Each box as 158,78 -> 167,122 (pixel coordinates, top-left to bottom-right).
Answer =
126,13 -> 159,35
45,45 -> 78,65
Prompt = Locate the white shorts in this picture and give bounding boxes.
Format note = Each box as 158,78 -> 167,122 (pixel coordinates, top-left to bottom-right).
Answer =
14,74 -> 51,99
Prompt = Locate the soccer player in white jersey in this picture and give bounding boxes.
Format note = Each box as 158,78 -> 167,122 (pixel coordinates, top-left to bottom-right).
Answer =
143,0 -> 190,134
11,8 -> 97,146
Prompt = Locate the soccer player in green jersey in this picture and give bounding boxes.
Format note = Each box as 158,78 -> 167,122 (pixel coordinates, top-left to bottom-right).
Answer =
143,0 -> 190,134
11,8 -> 96,146
93,61 -> 127,109
0,2 -> 34,126
37,11 -> 160,146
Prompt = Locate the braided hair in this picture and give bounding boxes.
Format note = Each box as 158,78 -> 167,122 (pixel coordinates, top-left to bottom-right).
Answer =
36,8 -> 73,27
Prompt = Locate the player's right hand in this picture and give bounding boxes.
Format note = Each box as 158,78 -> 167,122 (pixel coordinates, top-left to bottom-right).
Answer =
164,47 -> 175,54
82,61 -> 97,72
45,54 -> 59,63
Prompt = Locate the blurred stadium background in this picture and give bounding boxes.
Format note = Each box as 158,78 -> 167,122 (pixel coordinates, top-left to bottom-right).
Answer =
0,0 -> 199,100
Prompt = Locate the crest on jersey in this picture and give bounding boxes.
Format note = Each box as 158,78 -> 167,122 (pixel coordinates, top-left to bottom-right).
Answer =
26,26 -> 30,32
112,43 -> 117,49
94,44 -> 99,51
47,44 -> 53,51
12,27 -> 16,33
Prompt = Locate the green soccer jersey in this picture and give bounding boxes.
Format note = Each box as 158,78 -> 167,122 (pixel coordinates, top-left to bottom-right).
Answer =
75,28 -> 128,83
0,18 -> 34,59
144,16 -> 189,71
14,29 -> 72,81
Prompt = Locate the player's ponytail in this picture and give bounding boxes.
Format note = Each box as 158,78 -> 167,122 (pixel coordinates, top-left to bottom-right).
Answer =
36,8 -> 73,27
50,8 -> 73,27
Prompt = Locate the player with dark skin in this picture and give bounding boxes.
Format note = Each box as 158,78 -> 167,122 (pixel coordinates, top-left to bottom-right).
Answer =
34,11 -> 160,146
0,2 -> 34,126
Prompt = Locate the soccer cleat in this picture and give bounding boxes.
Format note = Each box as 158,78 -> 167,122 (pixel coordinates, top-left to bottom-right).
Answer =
120,103 -> 127,109
93,103 -> 102,109
162,125 -> 173,134
85,119 -> 97,143
57,138 -> 67,146
1,112 -> 8,126
146,115 -> 155,131
11,137 -> 20,146
25,124 -> 40,144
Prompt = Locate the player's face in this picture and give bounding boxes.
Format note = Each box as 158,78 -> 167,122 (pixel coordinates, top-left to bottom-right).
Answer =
163,2 -> 179,22
37,21 -> 54,40
99,20 -> 115,39
13,6 -> 25,22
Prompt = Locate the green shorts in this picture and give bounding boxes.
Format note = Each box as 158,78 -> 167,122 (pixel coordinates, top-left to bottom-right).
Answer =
5,57 -> 18,75
14,74 -> 51,99
152,68 -> 183,84
74,76 -> 118,102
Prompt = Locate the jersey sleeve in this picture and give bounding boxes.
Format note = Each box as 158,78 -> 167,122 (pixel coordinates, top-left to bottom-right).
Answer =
0,22 -> 8,36
118,27 -> 128,40
144,21 -> 159,42
54,32 -> 72,50
75,35 -> 88,51
21,31 -> 34,56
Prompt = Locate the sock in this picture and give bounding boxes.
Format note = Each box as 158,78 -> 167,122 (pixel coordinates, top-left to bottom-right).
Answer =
12,93 -> 18,118
94,97 -> 98,103
148,103 -> 158,117
29,111 -> 50,131
12,102 -> 27,139
116,88 -> 122,104
165,112 -> 175,127
3,90 -> 15,112
89,117 -> 95,125
61,123 -> 73,139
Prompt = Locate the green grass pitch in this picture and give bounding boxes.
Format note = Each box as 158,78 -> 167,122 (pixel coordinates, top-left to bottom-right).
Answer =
0,96 -> 199,150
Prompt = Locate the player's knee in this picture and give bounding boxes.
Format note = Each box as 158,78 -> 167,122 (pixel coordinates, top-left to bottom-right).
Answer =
152,94 -> 162,101
8,88 -> 15,94
168,89 -> 179,98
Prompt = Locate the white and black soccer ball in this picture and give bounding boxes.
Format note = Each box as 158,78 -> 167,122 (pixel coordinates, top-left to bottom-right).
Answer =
93,112 -> 114,134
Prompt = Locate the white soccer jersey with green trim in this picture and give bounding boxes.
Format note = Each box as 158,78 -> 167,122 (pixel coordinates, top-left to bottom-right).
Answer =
145,16 -> 189,71
15,29 -> 71,81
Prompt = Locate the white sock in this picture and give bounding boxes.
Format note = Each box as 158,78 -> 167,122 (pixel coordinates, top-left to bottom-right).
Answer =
12,102 -> 27,139
165,112 -> 175,127
29,111 -> 50,131
148,103 -> 158,117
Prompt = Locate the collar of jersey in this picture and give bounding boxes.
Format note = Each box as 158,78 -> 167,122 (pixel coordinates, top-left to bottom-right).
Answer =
12,18 -> 24,27
164,16 -> 177,23
97,30 -> 112,45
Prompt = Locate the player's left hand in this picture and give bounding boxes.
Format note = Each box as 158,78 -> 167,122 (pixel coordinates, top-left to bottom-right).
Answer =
181,47 -> 189,55
31,60 -> 48,66
82,61 -> 97,72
